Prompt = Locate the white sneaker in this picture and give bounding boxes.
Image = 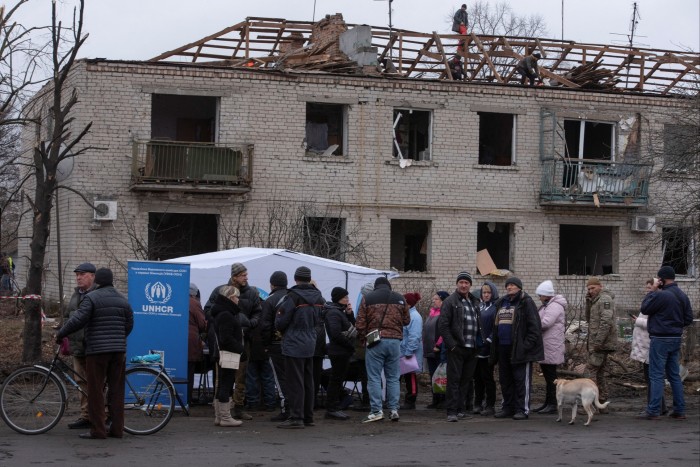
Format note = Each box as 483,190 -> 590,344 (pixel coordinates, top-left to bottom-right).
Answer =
361,411 -> 384,423
390,410 -> 399,422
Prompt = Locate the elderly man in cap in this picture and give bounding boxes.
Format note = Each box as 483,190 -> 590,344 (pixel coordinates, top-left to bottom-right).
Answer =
62,262 -> 97,429
56,268 -> 133,439
356,276 -> 410,423
274,266 -> 324,428
639,266 -> 694,420
490,277 -> 543,420
585,276 -> 616,406
205,262 -> 262,420
438,271 -> 481,422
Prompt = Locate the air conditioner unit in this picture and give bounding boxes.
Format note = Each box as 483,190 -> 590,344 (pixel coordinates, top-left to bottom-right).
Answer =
93,200 -> 118,221
631,216 -> 655,233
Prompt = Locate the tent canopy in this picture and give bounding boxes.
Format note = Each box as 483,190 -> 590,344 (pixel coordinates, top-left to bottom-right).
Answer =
166,247 -> 398,308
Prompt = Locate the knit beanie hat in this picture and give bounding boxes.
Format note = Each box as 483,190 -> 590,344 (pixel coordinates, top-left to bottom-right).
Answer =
456,271 -> 473,284
269,271 -> 288,288
535,280 -> 555,297
294,266 -> 312,282
657,265 -> 675,280
331,287 -> 349,303
374,276 -> 391,289
586,276 -> 602,287
94,268 -> 113,287
230,262 -> 247,277
436,290 -> 450,301
189,283 -> 199,297
404,292 -> 421,307
360,282 -> 375,297
504,276 -> 523,290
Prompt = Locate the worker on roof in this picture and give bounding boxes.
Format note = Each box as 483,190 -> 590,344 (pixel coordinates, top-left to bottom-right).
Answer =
452,4 -> 469,33
516,52 -> 543,86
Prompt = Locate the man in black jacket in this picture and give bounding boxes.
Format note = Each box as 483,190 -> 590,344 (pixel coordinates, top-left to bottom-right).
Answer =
438,271 -> 481,422
56,268 -> 134,439
490,277 -> 543,420
275,267 -> 324,428
205,262 -> 262,421
260,271 -> 290,421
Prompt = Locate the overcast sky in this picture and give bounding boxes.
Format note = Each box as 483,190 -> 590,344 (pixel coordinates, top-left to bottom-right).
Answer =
16,0 -> 700,60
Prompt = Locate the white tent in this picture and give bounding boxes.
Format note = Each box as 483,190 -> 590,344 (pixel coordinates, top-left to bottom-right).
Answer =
166,247 -> 398,307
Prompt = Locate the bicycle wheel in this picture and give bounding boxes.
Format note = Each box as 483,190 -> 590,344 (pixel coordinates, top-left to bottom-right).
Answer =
0,367 -> 66,435
123,367 -> 174,435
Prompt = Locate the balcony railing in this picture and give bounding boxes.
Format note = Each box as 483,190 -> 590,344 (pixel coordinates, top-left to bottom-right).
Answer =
540,159 -> 652,207
131,140 -> 252,192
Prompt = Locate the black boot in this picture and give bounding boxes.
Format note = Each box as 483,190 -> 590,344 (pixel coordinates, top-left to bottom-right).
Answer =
538,404 -> 558,414
532,402 -> 548,413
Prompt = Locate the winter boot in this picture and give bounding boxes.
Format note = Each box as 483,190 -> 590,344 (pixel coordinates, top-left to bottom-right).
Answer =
233,404 -> 253,421
219,401 -> 243,427
213,399 -> 221,426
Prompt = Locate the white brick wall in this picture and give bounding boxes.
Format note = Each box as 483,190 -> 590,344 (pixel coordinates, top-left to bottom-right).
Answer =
16,60 -> 698,312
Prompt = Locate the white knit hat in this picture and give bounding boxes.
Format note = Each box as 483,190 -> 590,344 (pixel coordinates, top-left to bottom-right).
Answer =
535,280 -> 555,297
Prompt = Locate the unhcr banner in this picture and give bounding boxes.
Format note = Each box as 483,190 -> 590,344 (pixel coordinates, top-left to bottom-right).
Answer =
127,260 -> 190,405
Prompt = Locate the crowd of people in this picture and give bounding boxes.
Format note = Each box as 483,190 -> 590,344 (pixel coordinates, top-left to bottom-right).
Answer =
52,258 -> 693,438
186,262 -> 693,428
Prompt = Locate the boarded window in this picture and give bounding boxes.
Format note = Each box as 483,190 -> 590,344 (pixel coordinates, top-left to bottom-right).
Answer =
304,217 -> 345,261
559,225 -> 615,275
662,227 -> 695,276
148,213 -> 218,261
393,109 -> 431,161
390,219 -> 430,272
306,103 -> 345,155
478,113 -> 515,165
477,222 -> 512,270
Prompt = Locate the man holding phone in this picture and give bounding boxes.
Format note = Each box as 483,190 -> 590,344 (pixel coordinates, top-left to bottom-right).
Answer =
639,266 -> 694,420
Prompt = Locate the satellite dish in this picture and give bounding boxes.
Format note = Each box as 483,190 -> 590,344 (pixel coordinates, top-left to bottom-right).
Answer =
55,144 -> 74,182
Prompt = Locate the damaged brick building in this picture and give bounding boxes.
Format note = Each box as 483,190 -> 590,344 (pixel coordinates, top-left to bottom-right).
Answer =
18,14 -> 699,312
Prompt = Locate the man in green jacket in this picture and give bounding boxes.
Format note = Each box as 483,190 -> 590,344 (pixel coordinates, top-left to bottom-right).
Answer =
585,277 -> 617,404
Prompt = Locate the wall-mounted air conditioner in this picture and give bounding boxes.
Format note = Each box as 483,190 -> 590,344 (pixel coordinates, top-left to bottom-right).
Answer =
93,200 -> 118,221
631,216 -> 655,233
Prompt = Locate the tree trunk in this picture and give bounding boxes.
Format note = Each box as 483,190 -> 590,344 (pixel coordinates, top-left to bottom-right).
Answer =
22,164 -> 55,362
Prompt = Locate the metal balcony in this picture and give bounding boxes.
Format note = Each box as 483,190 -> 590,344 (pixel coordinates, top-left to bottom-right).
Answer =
130,141 -> 252,194
540,159 -> 651,207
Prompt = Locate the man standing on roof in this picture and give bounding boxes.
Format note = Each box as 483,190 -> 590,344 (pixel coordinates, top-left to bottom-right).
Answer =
452,4 -> 469,33
516,52 -> 543,86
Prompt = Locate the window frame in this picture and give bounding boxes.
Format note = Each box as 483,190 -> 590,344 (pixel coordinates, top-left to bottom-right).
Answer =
305,102 -> 348,156
392,108 -> 433,161
564,119 -> 616,161
477,112 -> 517,166
661,226 -> 697,278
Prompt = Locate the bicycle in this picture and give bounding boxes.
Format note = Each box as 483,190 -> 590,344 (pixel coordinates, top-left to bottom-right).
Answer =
0,348 -> 176,435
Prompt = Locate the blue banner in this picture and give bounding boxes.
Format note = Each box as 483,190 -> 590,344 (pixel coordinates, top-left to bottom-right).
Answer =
127,261 -> 190,406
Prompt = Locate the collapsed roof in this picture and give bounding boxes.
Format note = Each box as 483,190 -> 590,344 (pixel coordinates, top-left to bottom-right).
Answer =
151,15 -> 700,96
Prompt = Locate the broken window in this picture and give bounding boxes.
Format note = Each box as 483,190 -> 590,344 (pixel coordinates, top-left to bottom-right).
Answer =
390,220 -> 430,272
151,94 -> 218,142
662,227 -> 696,277
478,113 -> 515,165
305,103 -> 346,155
148,213 -> 218,261
477,222 -> 513,270
663,124 -> 697,173
303,217 -> 345,261
559,225 -> 615,275
564,120 -> 615,160
393,109 -> 431,161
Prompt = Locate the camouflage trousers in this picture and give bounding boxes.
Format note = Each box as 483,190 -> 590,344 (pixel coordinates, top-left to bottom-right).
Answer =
585,351 -> 610,402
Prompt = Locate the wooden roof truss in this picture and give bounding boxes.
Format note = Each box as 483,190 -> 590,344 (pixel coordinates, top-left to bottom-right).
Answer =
151,17 -> 699,96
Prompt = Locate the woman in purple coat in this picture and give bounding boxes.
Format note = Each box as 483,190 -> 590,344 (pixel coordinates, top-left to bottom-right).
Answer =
533,280 -> 566,414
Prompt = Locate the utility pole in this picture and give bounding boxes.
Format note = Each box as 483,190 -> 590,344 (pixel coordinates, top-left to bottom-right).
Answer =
374,0 -> 395,59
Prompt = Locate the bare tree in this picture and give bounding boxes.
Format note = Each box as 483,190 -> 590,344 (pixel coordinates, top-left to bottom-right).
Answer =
463,1 -> 548,38
20,0 -> 91,362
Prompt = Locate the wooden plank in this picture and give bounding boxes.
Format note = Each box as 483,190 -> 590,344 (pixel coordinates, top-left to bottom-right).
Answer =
535,38 -> 546,58
405,37 -> 434,76
540,68 -> 580,88
432,32 -> 453,81
149,20 -> 247,61
469,32 -> 504,83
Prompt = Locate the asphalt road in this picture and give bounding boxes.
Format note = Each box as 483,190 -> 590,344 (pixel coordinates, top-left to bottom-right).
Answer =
1,401 -> 698,467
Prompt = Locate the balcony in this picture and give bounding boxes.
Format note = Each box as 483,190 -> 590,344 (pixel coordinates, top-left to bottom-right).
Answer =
540,159 -> 651,207
130,141 -> 252,194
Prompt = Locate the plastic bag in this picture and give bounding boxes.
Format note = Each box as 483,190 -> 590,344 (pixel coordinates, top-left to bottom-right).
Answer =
432,362 -> 447,394
59,337 -> 71,356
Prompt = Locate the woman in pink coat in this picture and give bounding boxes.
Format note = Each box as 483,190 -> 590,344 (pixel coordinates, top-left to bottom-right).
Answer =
533,280 -> 566,414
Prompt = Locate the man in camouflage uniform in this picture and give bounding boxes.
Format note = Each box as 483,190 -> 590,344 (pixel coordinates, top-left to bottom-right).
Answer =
585,277 -> 616,404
